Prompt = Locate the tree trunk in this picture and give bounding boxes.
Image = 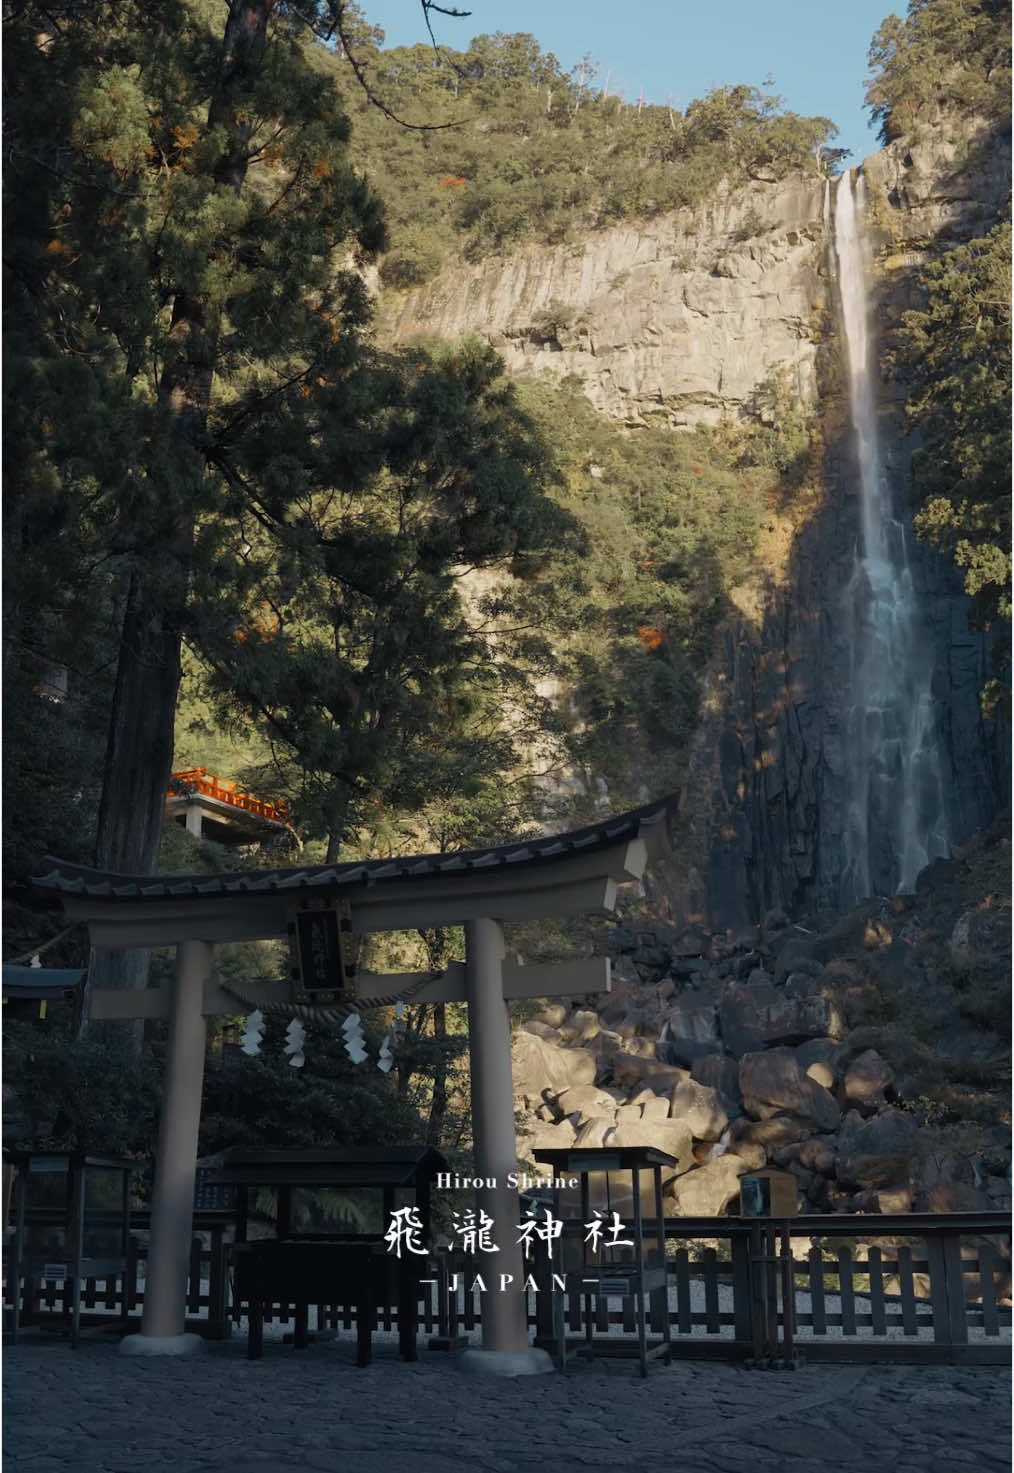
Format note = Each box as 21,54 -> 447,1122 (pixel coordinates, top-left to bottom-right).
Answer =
85,0 -> 275,1045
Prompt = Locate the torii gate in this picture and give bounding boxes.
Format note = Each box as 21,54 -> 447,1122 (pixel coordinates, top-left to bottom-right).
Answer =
33,796 -> 676,1374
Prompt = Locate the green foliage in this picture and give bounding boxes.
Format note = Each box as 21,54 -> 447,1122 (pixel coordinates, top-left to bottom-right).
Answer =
200,1023 -> 425,1156
510,379 -> 778,802
895,219 -> 1011,706
187,334 -> 572,849
3,1020 -> 160,1157
329,28 -> 837,279
866,0 -> 1012,143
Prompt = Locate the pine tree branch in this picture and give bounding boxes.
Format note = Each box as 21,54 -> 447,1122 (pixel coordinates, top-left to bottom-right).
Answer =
330,0 -> 463,132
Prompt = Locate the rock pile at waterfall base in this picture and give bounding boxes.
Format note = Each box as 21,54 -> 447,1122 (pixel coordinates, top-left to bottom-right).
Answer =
515,818 -> 1011,1217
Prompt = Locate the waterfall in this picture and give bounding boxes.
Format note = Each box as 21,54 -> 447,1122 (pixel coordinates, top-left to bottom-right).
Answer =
832,170 -> 950,901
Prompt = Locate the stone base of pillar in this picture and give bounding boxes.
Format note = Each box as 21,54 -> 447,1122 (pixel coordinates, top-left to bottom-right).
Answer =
119,1332 -> 207,1357
458,1347 -> 554,1377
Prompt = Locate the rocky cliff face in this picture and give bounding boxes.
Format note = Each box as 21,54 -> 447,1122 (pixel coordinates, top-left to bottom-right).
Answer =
694,120 -> 1011,932
381,115 -> 1011,928
386,177 -> 829,428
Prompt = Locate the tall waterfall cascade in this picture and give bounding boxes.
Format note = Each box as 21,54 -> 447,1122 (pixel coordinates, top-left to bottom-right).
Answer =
832,170 -> 950,901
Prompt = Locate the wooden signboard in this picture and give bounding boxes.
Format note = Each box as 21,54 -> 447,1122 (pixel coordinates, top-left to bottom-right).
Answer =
288,901 -> 356,1002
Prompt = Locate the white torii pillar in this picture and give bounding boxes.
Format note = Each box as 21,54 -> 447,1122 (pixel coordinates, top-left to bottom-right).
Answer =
92,933 -> 611,1365
121,939 -> 212,1356
49,802 -> 661,1367
460,918 -> 552,1375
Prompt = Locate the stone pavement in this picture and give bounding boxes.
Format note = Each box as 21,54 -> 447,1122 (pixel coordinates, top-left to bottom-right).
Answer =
3,1335 -> 1010,1473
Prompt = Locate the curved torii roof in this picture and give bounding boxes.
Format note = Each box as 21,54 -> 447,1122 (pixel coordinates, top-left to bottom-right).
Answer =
32,794 -> 678,948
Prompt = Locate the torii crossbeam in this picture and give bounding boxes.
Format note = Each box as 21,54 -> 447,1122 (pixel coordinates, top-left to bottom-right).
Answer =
33,796 -> 677,1373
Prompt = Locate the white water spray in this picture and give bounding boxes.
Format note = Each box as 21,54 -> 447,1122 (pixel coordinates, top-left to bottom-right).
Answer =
833,171 -> 949,900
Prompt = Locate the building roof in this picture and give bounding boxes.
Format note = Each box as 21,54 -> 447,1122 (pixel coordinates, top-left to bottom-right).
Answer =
208,1145 -> 448,1189
32,794 -> 679,945
33,794 -> 677,903
2,966 -> 86,999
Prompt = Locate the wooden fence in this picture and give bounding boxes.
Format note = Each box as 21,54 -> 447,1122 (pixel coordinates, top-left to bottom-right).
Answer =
5,1211 -> 1010,1364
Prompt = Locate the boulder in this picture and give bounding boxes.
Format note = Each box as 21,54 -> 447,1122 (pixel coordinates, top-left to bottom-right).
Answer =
732,950 -> 766,979
730,1115 -> 813,1153
796,1038 -> 846,1090
724,1140 -> 767,1171
763,907 -> 791,935
920,1184 -> 993,1213
609,1053 -> 689,1094
512,1031 -> 596,1109
787,1163 -> 816,1197
773,934 -> 819,982
669,1080 -> 728,1141
718,984 -> 766,1056
587,1029 -> 624,1060
673,957 -> 710,979
783,971 -> 822,998
665,997 -> 720,1043
563,1009 -> 602,1043
797,1137 -> 836,1176
673,928 -> 711,959
719,983 -> 841,1058
739,1048 -> 840,1131
836,1108 -> 920,1188
535,1004 -> 570,1029
804,1060 -> 834,1090
691,1055 -> 742,1116
838,1106 -> 919,1160
875,1186 -> 914,1213
745,967 -> 774,989
610,1119 -> 695,1176
523,1020 -> 561,1040
598,995 -> 632,1027
613,1103 -> 644,1125
658,1026 -> 722,1069
521,1119 -> 578,1153
620,1035 -> 661,1060
671,1156 -> 747,1215
641,1097 -> 671,1121
914,1151 -> 975,1190
573,1116 -> 617,1148
843,1049 -> 894,1114
553,1084 -> 624,1123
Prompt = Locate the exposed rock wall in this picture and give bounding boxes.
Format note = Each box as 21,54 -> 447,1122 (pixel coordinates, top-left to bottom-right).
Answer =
695,121 -> 1011,929
386,178 -> 829,427
381,116 -> 1011,926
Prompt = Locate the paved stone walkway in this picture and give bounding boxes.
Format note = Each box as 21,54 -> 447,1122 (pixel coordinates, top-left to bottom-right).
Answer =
3,1335 -> 1010,1473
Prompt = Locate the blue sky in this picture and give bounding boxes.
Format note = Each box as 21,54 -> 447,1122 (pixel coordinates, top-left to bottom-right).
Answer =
358,0 -> 901,164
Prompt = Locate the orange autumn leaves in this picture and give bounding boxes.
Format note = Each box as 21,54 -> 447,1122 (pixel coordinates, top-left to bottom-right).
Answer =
636,625 -> 665,651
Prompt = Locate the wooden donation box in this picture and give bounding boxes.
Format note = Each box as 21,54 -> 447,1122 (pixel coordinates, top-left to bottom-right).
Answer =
738,1169 -> 798,1218
532,1145 -> 675,1377
211,1145 -> 446,1364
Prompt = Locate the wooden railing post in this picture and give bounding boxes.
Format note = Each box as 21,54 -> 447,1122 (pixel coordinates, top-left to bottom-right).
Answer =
941,1232 -> 970,1348
731,1231 -> 753,1344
